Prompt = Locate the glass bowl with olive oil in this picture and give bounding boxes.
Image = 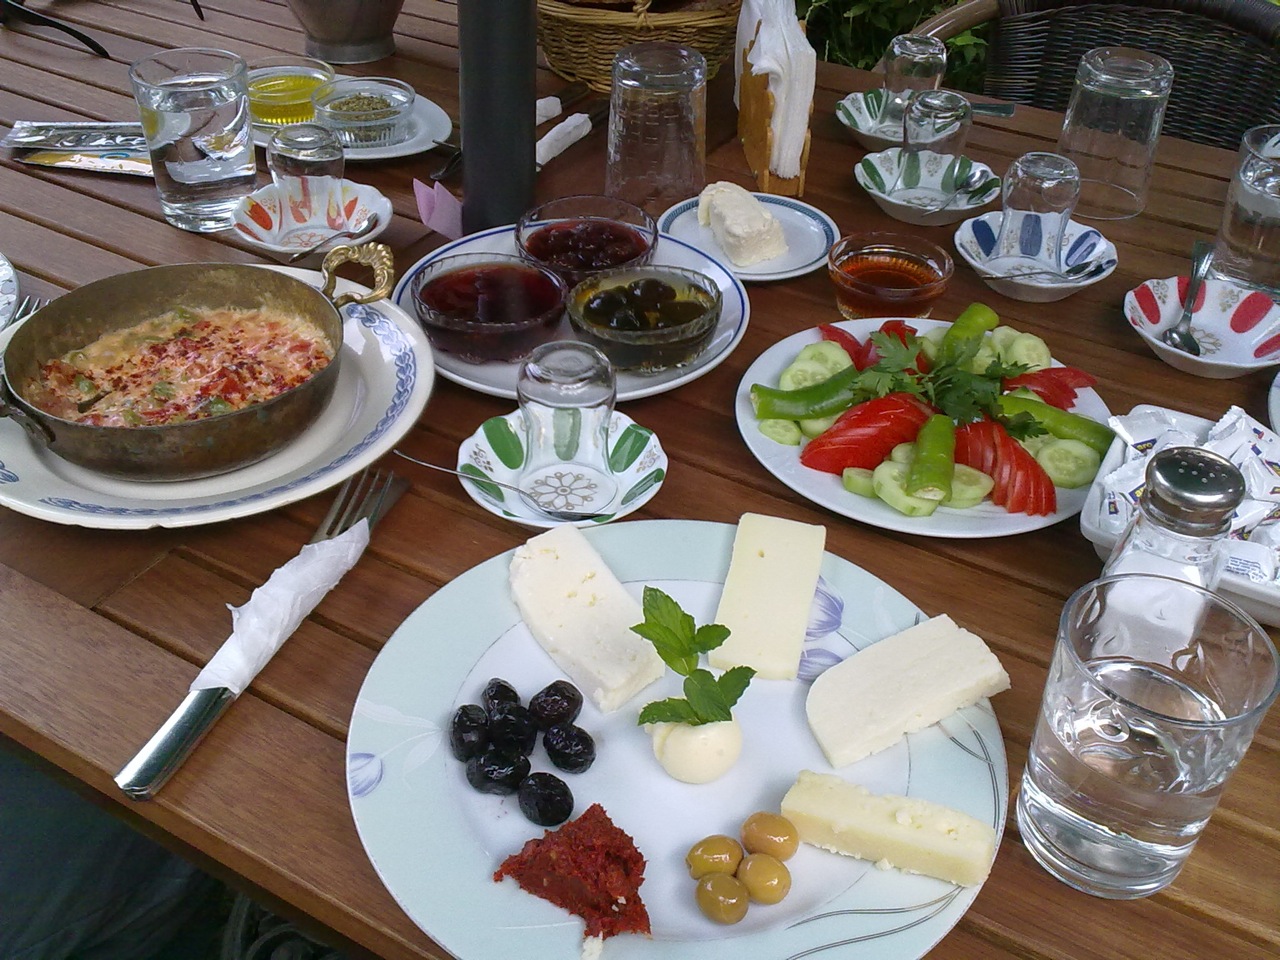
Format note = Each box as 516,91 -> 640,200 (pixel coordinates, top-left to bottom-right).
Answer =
247,56 -> 335,127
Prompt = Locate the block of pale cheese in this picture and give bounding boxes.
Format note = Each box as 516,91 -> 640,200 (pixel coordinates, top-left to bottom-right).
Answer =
509,525 -> 664,713
696,181 -> 788,267
805,614 -> 1010,767
781,770 -> 997,886
707,513 -> 825,680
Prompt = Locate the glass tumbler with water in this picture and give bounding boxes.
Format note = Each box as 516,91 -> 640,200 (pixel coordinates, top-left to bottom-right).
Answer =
605,42 -> 706,214
267,123 -> 345,238
1210,124 -> 1280,296
1017,574 -> 1278,899
516,341 -> 619,521
129,48 -> 257,233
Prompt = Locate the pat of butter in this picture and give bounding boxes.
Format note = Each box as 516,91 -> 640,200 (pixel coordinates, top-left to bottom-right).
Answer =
509,525 -> 664,713
806,614 -> 1010,767
647,719 -> 742,784
708,513 -> 826,680
696,181 -> 788,267
781,770 -> 997,886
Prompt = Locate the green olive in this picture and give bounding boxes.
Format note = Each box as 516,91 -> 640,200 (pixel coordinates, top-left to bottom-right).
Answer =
694,872 -> 750,924
685,834 -> 744,879
741,811 -> 800,861
736,853 -> 791,904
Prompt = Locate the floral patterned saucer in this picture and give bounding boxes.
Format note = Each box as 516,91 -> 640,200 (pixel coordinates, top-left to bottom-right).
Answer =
455,409 -> 667,528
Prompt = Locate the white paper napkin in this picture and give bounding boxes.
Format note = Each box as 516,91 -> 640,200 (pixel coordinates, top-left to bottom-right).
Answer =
190,520 -> 371,695
735,0 -> 817,179
535,95 -> 563,125
536,112 -> 592,168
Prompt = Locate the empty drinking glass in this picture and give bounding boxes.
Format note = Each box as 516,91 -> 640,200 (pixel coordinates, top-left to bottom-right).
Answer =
1210,124 -> 1280,296
888,89 -> 972,200
877,34 -> 947,137
989,152 -> 1081,274
266,123 -> 345,237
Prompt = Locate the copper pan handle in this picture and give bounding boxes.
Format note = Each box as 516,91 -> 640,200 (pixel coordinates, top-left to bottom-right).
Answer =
319,242 -> 395,308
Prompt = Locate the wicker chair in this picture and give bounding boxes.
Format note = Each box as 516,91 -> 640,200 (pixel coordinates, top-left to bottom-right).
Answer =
916,0 -> 1280,148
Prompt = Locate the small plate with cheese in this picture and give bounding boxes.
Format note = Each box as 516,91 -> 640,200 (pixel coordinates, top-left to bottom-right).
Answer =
659,190 -> 840,283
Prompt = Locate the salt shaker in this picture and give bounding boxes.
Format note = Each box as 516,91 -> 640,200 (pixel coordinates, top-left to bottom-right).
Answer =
1103,447 -> 1246,590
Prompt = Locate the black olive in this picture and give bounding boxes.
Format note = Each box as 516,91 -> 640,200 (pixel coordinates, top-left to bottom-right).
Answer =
543,723 -> 596,773
628,278 -> 676,306
448,703 -> 489,761
583,290 -> 628,323
607,306 -> 642,332
465,747 -> 530,795
482,678 -> 521,716
518,772 -> 574,826
488,701 -> 539,756
528,680 -> 584,729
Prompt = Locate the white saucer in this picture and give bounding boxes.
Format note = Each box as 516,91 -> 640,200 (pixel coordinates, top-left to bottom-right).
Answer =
835,89 -> 900,151
455,409 -> 666,528
657,193 -> 840,281
954,212 -> 1118,303
855,149 -> 1000,227
252,94 -> 452,162
0,253 -> 16,326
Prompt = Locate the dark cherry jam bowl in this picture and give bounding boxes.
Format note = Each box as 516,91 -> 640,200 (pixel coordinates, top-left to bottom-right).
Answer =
411,252 -> 567,364
516,195 -> 658,287
567,266 -> 722,374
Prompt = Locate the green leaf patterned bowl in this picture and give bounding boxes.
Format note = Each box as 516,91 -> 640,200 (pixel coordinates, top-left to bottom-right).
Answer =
854,148 -> 1001,227
835,89 -> 900,151
455,409 -> 667,528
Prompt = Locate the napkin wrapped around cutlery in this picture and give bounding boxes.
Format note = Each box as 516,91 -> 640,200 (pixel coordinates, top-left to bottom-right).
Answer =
190,520 -> 370,694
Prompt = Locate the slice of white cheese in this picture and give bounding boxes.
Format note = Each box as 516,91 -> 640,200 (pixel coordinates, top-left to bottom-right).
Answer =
781,770 -> 997,887
508,525 -> 664,713
805,614 -> 1010,767
707,513 -> 826,680
696,181 -> 788,267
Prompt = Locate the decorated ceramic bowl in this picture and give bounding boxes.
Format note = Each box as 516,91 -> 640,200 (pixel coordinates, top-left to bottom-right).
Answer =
954,212 -> 1117,303
231,180 -> 391,265
855,149 -> 1000,227
835,89 -> 900,151
1124,275 -> 1280,378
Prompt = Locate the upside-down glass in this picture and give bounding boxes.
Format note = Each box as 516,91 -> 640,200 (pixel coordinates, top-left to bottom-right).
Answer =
1056,47 -> 1173,219
129,47 -> 257,233
988,152 -> 1081,274
1018,574 -> 1278,899
877,34 -> 947,136
1209,124 -> 1280,296
889,89 -> 973,199
266,123 -> 345,239
516,341 -> 619,520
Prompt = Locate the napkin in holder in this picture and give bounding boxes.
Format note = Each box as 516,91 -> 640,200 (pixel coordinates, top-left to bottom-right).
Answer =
735,0 -> 816,197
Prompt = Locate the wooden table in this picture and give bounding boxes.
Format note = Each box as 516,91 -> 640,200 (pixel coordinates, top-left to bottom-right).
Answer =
1,2 -> 1276,958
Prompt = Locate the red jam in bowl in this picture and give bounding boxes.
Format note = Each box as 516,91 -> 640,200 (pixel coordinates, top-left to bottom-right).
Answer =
523,219 -> 652,285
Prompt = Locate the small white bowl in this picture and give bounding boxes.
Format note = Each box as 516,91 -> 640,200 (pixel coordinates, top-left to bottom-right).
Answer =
231,180 -> 391,265
854,148 -> 1000,226
835,89 -> 900,151
1123,275 -> 1280,378
954,211 -> 1117,302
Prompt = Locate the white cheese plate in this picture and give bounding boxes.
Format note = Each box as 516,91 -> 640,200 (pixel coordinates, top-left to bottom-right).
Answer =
348,519 -> 1008,960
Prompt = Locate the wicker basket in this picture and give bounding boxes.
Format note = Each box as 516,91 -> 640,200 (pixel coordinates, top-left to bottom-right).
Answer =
537,0 -> 743,93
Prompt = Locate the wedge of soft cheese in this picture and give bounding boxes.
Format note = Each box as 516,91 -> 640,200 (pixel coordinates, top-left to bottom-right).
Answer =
509,525 -> 664,713
697,181 -> 788,267
781,770 -> 997,886
707,513 -> 825,680
805,614 -> 1010,767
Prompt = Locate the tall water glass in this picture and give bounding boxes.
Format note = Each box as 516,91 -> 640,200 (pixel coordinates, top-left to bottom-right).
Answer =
989,152 -> 1080,273
1056,47 -> 1173,220
877,34 -> 947,136
605,42 -> 706,215
129,48 -> 257,233
1018,574 -> 1278,899
1210,124 -> 1280,296
267,123 -> 345,238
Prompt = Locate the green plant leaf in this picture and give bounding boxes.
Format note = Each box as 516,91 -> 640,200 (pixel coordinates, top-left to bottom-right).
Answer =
683,670 -> 735,724
638,698 -> 700,725
631,586 -> 699,675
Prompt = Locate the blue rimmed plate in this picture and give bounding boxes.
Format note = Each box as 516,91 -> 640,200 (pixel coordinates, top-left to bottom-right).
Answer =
954,212 -> 1118,302
0,266 -> 433,529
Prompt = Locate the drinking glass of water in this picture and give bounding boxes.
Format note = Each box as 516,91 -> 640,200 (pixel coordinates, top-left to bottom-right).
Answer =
1018,573 -> 1278,899
267,123 -> 346,238
1210,124 -> 1280,296
129,48 -> 257,233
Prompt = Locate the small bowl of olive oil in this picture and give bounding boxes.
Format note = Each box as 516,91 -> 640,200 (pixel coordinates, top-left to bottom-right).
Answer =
247,56 -> 335,126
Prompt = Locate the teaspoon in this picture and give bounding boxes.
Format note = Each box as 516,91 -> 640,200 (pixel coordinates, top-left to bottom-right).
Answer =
1161,240 -> 1210,357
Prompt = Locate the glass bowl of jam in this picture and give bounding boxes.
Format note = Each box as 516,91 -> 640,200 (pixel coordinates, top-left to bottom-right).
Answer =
411,253 -> 568,363
827,232 -> 953,319
567,266 -> 721,374
516,195 -> 658,288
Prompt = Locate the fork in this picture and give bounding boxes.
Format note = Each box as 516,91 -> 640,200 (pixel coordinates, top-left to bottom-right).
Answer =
4,294 -> 47,330
114,466 -> 407,800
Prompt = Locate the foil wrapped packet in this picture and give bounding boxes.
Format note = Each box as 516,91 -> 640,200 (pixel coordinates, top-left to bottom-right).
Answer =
2,121 -> 153,177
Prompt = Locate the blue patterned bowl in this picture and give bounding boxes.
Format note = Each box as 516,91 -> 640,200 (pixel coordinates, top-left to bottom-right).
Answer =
954,212 -> 1118,302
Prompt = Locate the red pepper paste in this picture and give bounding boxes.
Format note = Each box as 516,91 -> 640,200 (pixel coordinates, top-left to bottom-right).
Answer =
493,803 -> 651,940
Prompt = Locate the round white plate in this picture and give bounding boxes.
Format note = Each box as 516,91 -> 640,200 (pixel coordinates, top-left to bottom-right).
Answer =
252,94 -> 452,162
0,267 -> 434,529
656,194 -> 840,282
347,519 -> 1007,960
0,253 -> 17,326
393,227 -> 751,402
736,319 -> 1113,538
456,409 -> 667,528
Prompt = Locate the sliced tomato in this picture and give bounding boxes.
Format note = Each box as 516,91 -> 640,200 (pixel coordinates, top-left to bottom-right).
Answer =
818,324 -> 875,369
799,393 -> 932,474
955,419 -> 1057,515
1003,366 -> 1097,410
954,420 -> 1000,477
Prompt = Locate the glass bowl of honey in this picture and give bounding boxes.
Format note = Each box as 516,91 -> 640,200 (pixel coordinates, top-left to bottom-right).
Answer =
516,195 -> 658,288
567,266 -> 721,373
411,253 -> 568,364
247,56 -> 335,126
827,232 -> 953,319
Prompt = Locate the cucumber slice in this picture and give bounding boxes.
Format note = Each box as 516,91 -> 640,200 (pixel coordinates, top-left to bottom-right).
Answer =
964,339 -> 1000,375
989,325 -> 1021,360
918,327 -> 947,363
758,418 -> 803,445
872,460 -> 940,517
1018,432 -> 1053,456
841,467 -> 876,498
799,414 -> 839,438
796,341 -> 854,375
889,441 -> 916,464
779,358 -> 838,391
1006,332 -> 1052,371
1035,438 -> 1102,488
942,464 -> 995,508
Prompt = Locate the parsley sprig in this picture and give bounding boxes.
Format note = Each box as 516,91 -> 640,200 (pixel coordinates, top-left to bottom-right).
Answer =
631,587 -> 755,727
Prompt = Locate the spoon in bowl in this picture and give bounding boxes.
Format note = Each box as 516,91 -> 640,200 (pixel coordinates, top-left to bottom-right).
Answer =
286,214 -> 379,264
919,167 -> 988,214
1161,240 -> 1211,357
